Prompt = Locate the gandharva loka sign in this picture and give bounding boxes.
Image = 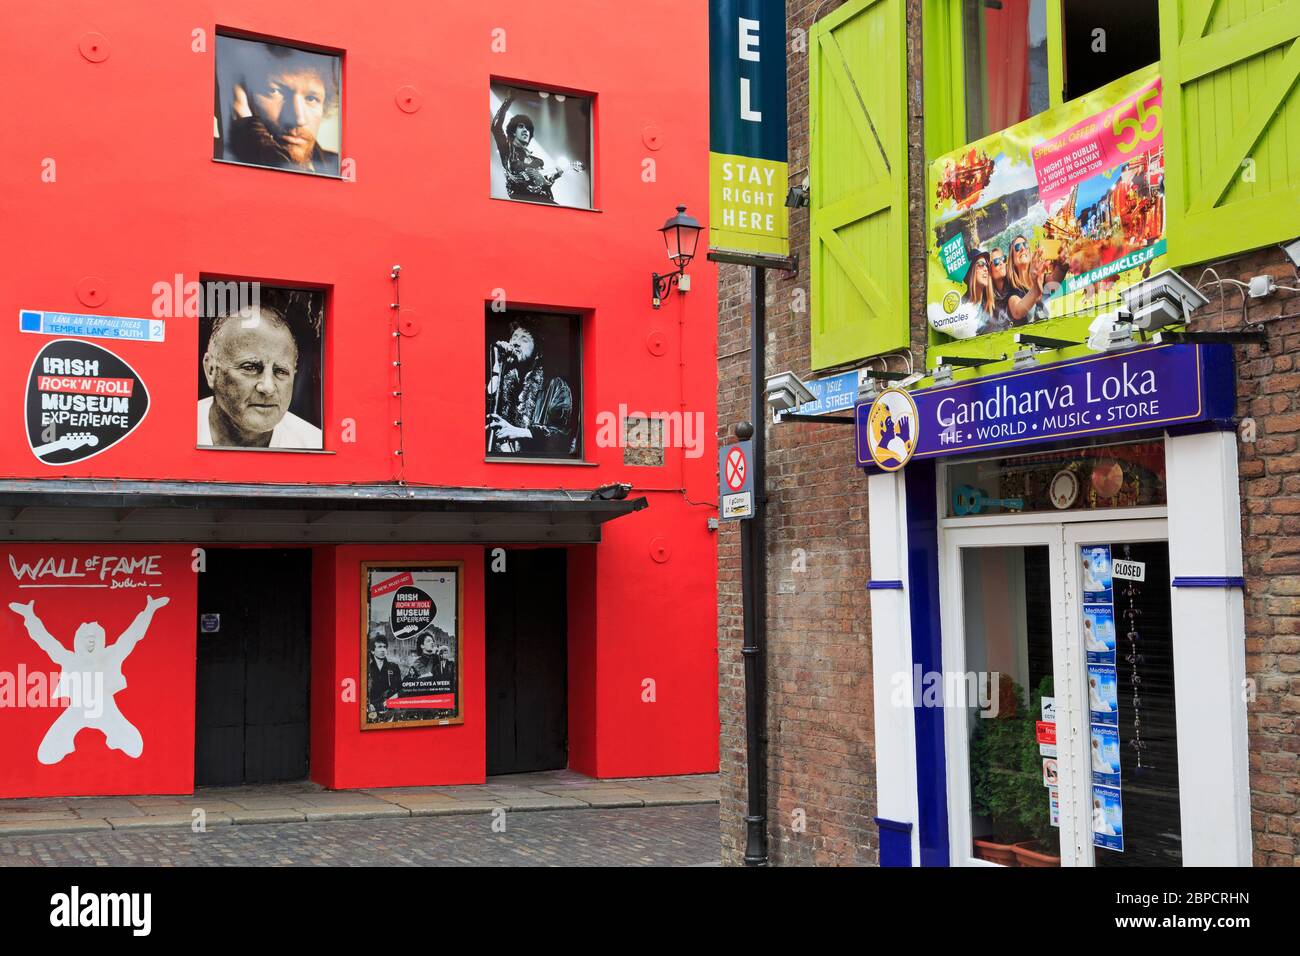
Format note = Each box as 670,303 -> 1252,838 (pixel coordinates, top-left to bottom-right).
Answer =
856,344 -> 1235,472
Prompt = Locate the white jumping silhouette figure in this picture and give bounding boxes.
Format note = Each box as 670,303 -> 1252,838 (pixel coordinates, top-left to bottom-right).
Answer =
7,595 -> 167,765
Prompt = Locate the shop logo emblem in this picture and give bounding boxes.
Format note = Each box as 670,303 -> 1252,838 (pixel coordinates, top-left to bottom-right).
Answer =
26,339 -> 150,466
865,387 -> 919,471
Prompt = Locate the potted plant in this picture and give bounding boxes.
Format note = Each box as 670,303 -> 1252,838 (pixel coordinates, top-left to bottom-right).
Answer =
969,675 -> 1060,866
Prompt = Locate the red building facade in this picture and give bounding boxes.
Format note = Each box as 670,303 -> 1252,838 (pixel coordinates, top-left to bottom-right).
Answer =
0,1 -> 719,797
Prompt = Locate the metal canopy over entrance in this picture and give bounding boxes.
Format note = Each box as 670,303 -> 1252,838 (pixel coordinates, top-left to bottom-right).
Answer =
0,479 -> 648,544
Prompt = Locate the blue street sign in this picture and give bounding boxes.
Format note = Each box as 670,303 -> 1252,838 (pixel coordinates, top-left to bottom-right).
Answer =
19,309 -> 165,344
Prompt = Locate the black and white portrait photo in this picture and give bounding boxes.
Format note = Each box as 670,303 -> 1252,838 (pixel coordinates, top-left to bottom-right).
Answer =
197,283 -> 325,450
486,310 -> 582,460
489,81 -> 592,208
362,565 -> 462,729
214,33 -> 342,177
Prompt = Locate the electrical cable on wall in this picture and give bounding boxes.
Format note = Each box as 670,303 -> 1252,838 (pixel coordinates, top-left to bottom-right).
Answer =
390,265 -> 407,485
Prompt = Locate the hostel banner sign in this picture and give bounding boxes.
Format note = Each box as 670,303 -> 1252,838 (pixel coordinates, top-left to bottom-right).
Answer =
928,65 -> 1166,339
709,0 -> 789,259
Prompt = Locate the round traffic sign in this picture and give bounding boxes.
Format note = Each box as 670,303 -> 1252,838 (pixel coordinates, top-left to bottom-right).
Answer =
724,446 -> 747,491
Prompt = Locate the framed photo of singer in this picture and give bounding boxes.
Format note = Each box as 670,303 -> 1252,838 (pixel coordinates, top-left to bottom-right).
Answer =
489,80 -> 593,209
485,308 -> 583,461
361,563 -> 463,730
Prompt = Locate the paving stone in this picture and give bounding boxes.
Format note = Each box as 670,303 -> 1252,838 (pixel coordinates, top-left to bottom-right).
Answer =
0,819 -> 113,836
228,809 -> 309,825
108,812 -> 234,830
0,805 -> 720,867
407,801 -> 501,816
301,806 -> 410,822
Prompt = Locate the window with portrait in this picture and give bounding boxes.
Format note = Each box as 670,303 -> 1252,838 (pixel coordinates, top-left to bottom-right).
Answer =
213,32 -> 343,178
485,308 -> 583,462
197,281 -> 326,452
489,80 -> 593,209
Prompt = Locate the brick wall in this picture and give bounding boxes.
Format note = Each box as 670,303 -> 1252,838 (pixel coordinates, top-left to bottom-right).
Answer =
1184,247 -> 1300,866
718,0 -> 884,867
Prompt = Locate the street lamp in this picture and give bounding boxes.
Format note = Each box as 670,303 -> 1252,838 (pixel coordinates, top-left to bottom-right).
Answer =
652,204 -> 703,308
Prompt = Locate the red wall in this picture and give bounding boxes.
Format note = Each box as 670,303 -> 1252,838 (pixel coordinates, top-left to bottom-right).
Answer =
2,1 -> 719,788
0,545 -> 197,798
320,545 -> 485,789
0,0 -> 718,493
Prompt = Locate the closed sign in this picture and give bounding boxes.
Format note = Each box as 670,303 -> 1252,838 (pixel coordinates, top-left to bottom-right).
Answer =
1113,559 -> 1145,581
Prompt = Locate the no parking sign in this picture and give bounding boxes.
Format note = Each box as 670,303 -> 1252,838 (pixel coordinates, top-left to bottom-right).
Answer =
719,441 -> 753,520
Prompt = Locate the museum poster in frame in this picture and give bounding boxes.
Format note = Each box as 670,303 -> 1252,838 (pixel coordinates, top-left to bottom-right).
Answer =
360,562 -> 463,729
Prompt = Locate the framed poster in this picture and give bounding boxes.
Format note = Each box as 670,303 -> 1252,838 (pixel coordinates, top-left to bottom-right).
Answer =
197,283 -> 325,451
213,32 -> 342,177
361,562 -> 463,729
485,308 -> 582,460
489,80 -> 593,209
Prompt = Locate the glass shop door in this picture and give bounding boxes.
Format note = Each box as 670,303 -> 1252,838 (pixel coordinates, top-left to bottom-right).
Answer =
943,519 -> 1179,867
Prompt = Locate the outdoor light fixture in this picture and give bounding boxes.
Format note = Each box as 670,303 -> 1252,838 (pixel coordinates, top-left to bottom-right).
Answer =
1282,238 -> 1300,269
1121,269 -> 1210,331
785,185 -> 810,208
764,371 -> 816,414
652,204 -> 704,308
1014,332 -> 1082,350
589,482 -> 631,501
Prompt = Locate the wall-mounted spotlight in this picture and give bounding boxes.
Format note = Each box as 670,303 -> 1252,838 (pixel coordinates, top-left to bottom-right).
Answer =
1282,238 -> 1300,269
785,185 -> 810,209
652,204 -> 704,309
589,482 -> 632,501
1121,268 -> 1210,331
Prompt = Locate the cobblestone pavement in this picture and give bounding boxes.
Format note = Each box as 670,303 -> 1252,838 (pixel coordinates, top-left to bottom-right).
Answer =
0,770 -> 720,837
0,804 -> 721,867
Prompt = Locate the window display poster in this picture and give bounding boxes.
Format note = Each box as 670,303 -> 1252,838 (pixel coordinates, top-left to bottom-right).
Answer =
926,64 -> 1166,340
1080,545 -> 1113,604
1083,603 -> 1116,662
1090,724 -> 1121,785
1088,663 -> 1119,726
1092,784 -> 1124,851
361,564 -> 462,729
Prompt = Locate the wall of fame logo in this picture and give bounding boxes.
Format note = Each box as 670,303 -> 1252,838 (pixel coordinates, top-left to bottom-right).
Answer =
865,387 -> 918,471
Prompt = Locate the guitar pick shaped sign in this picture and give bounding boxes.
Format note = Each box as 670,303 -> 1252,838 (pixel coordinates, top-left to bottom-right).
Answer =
389,586 -> 436,642
26,339 -> 150,465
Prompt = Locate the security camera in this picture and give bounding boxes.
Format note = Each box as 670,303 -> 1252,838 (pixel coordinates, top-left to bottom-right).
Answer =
765,371 -> 816,413
1120,269 -> 1210,331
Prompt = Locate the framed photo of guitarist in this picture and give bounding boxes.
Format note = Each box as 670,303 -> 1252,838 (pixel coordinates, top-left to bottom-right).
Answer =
485,308 -> 582,461
489,80 -> 593,209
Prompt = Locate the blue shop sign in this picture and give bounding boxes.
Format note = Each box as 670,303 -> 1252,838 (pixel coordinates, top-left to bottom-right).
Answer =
856,344 -> 1234,470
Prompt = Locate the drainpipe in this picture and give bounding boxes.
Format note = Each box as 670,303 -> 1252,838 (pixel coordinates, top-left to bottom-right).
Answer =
740,265 -> 769,866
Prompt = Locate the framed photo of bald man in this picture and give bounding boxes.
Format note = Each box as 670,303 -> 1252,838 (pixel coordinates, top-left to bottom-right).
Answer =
197,282 -> 325,451
213,32 -> 342,178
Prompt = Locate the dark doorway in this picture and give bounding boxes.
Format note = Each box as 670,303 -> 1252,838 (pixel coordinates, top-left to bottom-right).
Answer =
195,548 -> 312,786
485,548 -> 568,775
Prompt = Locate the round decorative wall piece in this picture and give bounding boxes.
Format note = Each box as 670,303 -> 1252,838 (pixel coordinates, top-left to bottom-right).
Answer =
1049,469 -> 1079,509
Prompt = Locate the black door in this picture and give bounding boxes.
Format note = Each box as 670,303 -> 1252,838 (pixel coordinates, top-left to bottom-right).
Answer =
195,548 -> 312,786
485,548 -> 568,775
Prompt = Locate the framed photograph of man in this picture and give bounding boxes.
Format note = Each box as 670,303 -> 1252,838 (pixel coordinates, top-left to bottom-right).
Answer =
361,563 -> 463,730
489,80 -> 593,209
197,282 -> 325,450
485,309 -> 582,460
214,32 -> 342,177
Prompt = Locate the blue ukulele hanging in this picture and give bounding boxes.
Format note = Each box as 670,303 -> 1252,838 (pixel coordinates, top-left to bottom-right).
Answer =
952,484 -> 1025,516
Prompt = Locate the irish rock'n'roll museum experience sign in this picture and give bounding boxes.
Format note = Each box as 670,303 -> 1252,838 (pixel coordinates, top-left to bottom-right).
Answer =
856,343 -> 1234,471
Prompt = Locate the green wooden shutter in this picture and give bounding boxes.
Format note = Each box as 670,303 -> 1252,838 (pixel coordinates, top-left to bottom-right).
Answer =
1161,0 -> 1300,266
809,0 -> 909,370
